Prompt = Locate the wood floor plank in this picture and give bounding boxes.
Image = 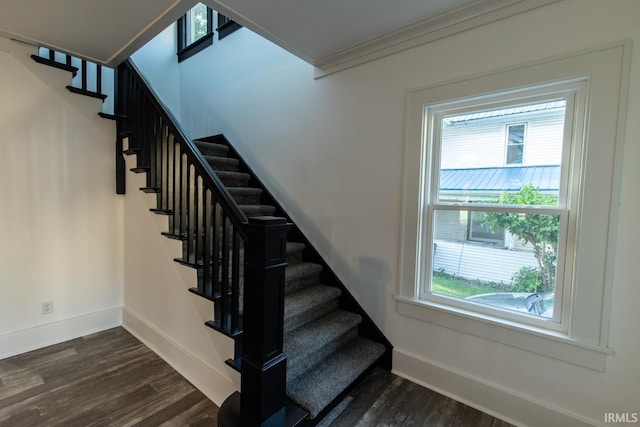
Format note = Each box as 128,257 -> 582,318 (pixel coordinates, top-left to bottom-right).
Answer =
0,328 -> 218,427
324,368 -> 398,427
0,327 -> 514,426
325,369 -> 515,427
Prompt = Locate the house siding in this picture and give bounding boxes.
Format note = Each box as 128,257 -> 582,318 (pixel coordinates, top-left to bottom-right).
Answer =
441,112 -> 565,169
433,240 -> 539,284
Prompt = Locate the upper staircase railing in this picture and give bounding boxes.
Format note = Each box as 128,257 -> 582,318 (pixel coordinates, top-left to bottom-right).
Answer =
115,59 -> 291,426
32,48 -> 114,115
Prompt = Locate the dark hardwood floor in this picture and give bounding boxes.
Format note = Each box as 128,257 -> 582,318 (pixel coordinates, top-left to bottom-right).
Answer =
0,327 -> 513,426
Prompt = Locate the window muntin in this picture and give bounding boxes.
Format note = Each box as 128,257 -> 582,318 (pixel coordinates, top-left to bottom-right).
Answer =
423,96 -> 570,327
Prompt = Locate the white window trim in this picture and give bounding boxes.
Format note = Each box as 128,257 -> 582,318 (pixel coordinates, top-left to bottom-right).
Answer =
397,42 -> 630,371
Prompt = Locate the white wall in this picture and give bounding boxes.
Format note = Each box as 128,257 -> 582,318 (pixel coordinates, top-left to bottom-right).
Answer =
123,26 -> 239,407
131,25 -> 182,121
121,155 -> 238,406
0,39 -> 124,358
131,1 -> 640,425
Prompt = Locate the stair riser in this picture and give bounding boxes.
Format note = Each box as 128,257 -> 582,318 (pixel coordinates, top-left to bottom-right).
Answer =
195,142 -> 229,157
207,158 -> 239,172
286,251 -> 304,264
240,206 -> 276,217
288,338 -> 386,418
285,272 -> 321,294
231,193 -> 262,205
284,297 -> 339,335
286,327 -> 359,384
217,173 -> 250,187
285,244 -> 305,264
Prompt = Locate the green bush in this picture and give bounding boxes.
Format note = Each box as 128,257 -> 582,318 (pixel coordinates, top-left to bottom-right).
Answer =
510,267 -> 543,293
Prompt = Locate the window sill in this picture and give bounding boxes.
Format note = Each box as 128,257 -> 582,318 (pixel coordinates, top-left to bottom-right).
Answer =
177,33 -> 214,63
216,20 -> 242,40
395,296 -> 613,371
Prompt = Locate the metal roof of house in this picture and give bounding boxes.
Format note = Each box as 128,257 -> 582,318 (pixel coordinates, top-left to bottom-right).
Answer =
444,100 -> 566,125
439,165 -> 560,193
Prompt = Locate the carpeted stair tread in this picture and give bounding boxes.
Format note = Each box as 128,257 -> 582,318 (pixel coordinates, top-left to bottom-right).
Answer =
287,337 -> 386,418
284,310 -> 361,379
215,170 -> 251,187
228,187 -> 263,205
284,284 -> 342,334
195,140 -> 229,157
239,204 -> 276,217
205,155 -> 239,171
285,262 -> 323,293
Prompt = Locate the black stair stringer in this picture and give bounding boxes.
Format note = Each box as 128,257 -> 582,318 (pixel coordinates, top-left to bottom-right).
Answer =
198,134 -> 393,371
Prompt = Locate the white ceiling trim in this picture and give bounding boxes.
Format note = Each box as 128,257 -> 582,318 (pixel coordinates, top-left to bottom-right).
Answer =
312,0 -> 561,78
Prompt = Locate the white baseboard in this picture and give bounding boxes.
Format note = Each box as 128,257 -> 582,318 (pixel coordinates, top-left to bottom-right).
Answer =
392,348 -> 596,427
0,306 -> 123,359
122,308 -> 237,407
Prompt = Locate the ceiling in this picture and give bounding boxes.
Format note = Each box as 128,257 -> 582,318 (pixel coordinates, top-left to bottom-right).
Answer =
0,0 -> 558,70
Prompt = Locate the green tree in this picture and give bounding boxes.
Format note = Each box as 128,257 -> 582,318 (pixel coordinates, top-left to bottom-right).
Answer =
480,185 -> 559,292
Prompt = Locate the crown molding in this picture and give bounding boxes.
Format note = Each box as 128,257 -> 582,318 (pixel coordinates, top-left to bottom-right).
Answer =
313,0 -> 561,78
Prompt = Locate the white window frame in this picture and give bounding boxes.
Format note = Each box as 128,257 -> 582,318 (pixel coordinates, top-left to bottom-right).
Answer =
424,88 -> 574,332
397,43 -> 630,371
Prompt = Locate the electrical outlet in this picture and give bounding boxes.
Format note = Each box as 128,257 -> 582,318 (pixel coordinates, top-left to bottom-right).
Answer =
41,301 -> 53,315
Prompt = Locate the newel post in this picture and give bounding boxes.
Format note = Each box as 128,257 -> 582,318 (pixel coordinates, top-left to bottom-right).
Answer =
219,216 -> 292,427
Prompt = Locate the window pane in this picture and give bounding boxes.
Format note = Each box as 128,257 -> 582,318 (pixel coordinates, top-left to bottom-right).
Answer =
506,124 -> 525,165
189,3 -> 209,44
431,209 -> 559,319
438,100 -> 566,204
468,211 -> 505,244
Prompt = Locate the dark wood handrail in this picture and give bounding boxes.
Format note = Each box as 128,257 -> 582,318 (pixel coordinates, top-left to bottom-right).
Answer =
120,59 -> 248,235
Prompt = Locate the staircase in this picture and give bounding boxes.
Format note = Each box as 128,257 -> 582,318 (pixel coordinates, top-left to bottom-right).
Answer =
195,136 -> 388,421
31,51 -> 392,426
31,47 -> 114,116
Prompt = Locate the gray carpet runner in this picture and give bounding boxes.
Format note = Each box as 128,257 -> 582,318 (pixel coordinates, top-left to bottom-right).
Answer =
195,140 -> 385,419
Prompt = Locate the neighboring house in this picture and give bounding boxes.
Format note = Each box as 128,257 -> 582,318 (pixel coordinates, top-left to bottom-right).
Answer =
432,102 -> 564,283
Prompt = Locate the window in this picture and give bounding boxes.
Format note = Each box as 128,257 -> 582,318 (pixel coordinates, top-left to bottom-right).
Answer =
468,211 -> 505,245
429,96 -> 567,326
217,13 -> 242,40
176,5 -> 243,62
506,123 -> 525,165
397,43 -> 629,371
177,3 -> 213,62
